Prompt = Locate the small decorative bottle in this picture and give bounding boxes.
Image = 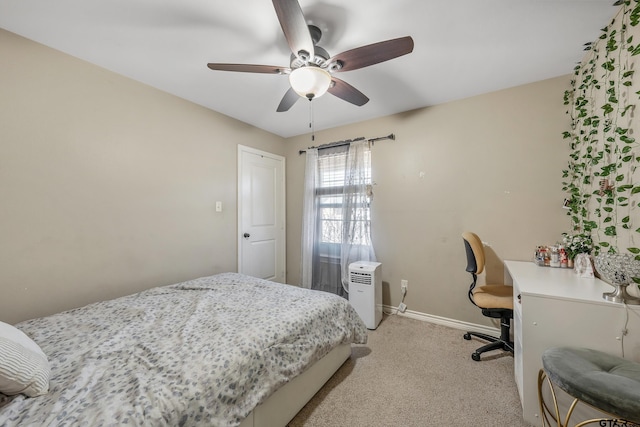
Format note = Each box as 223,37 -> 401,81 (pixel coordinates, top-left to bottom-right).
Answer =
543,247 -> 550,267
559,246 -> 568,268
550,246 -> 561,268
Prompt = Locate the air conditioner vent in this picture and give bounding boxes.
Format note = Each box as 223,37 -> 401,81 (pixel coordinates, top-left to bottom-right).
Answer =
351,271 -> 373,285
350,271 -> 373,285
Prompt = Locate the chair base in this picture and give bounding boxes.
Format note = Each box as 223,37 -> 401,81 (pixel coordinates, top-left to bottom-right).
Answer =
464,331 -> 514,361
464,312 -> 514,361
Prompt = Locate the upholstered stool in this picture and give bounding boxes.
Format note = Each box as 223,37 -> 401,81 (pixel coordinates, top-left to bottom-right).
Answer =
538,347 -> 640,427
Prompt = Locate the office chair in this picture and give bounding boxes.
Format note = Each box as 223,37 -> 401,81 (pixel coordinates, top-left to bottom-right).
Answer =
461,232 -> 514,361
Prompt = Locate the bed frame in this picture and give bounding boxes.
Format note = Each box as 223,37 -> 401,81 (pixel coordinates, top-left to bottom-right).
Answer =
239,343 -> 351,427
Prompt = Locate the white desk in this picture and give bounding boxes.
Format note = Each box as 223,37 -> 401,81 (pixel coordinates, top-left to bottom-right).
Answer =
504,260 -> 640,426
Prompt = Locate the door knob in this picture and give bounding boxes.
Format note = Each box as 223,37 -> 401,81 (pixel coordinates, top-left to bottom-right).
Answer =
243,233 -> 250,238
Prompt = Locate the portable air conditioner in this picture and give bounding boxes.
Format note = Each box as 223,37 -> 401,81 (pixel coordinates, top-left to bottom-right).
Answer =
348,261 -> 382,330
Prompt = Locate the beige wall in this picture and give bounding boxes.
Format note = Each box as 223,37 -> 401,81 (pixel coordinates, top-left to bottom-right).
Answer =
0,30 -> 285,324
2,28 -> 572,329
285,76 -> 572,326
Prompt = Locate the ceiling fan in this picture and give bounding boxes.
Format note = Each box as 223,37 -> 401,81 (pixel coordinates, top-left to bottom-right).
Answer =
207,0 -> 414,112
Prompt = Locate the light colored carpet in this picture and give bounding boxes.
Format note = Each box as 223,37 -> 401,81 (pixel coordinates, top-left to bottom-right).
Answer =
288,314 -> 533,427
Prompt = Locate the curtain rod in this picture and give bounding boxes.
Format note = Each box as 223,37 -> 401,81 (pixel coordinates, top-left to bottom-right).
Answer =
298,133 -> 395,155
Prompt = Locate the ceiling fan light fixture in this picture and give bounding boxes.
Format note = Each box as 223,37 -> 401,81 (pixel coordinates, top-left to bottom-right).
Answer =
289,66 -> 332,100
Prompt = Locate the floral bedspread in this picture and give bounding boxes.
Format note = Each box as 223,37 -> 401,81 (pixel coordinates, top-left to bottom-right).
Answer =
0,273 -> 367,426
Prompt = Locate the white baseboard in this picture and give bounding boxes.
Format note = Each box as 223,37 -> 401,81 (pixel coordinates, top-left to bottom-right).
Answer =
382,305 -> 500,337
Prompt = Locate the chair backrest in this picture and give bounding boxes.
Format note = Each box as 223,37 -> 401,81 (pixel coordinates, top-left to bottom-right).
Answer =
462,231 -> 485,275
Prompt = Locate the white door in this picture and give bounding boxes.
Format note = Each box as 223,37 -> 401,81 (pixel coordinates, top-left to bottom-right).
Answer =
238,145 -> 286,283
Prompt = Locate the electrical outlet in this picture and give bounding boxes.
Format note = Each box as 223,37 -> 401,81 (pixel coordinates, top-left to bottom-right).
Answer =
401,279 -> 408,293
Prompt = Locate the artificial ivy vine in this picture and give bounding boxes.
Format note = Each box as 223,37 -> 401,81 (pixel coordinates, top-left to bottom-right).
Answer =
562,0 -> 640,264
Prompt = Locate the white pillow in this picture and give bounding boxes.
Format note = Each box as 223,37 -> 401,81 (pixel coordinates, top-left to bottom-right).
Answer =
0,321 -> 50,397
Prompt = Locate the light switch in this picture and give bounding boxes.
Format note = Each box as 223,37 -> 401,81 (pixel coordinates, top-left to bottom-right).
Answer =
215,201 -> 222,212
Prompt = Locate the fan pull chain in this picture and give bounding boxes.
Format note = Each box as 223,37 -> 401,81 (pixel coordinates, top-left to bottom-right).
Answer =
309,99 -> 315,141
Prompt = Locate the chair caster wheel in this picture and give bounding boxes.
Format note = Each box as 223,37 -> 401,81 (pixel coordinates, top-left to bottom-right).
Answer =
472,352 -> 481,361
463,333 -> 471,340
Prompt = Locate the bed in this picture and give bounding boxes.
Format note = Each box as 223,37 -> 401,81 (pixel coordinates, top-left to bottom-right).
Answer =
0,273 -> 368,426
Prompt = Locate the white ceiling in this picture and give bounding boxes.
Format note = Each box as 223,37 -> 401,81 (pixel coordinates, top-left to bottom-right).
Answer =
0,0 -> 618,138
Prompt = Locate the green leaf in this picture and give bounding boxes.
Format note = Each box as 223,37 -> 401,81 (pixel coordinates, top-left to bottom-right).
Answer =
604,226 -> 617,236
602,60 -> 616,71
584,221 -> 598,232
616,127 -> 628,135
623,216 -> 630,223
632,5 -> 640,26
620,135 -> 636,144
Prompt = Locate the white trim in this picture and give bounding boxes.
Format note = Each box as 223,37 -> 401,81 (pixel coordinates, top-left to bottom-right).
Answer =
382,305 -> 501,337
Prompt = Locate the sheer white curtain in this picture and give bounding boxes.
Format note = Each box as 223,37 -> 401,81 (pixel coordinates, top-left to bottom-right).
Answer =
300,148 -> 318,289
300,141 -> 376,296
340,140 -> 377,292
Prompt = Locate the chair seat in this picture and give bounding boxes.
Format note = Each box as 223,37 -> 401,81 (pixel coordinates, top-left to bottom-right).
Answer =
542,347 -> 640,424
472,284 -> 513,309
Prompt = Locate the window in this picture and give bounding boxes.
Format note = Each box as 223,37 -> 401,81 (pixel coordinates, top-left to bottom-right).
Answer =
316,149 -> 372,247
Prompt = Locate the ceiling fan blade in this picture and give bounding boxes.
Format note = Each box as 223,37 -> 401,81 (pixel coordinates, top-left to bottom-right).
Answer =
327,36 -> 414,72
207,63 -> 290,74
276,87 -> 300,112
272,0 -> 315,60
328,78 -> 369,106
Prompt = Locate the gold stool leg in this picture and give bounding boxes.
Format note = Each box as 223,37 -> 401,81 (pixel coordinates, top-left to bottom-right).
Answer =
538,369 -> 562,427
